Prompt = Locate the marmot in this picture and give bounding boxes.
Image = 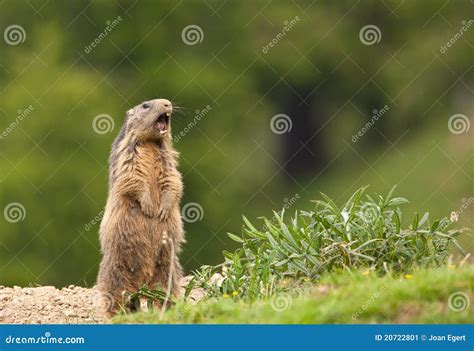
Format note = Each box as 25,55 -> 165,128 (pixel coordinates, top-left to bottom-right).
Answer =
97,98 -> 184,316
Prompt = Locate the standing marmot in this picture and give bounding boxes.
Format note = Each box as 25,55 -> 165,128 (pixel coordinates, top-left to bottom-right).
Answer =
97,98 -> 184,316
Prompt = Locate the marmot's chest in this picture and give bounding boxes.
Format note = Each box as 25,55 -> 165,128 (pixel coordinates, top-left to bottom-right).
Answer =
134,144 -> 172,177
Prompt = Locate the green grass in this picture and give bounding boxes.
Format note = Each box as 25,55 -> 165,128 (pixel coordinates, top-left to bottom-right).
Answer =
113,265 -> 473,324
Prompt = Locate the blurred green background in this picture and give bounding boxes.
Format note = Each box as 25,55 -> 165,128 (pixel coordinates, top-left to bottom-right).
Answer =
0,0 -> 472,287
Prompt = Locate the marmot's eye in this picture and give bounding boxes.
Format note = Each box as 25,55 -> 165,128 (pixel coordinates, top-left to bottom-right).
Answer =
142,103 -> 150,109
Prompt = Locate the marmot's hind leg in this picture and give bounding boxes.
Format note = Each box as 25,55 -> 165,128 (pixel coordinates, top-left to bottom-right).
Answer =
97,260 -> 124,317
97,257 -> 136,317
151,242 -> 183,299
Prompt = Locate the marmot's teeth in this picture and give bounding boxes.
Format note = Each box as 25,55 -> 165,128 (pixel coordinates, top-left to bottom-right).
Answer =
165,113 -> 170,117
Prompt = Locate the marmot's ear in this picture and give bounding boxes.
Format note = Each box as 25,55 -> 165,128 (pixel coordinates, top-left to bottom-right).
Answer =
126,108 -> 135,118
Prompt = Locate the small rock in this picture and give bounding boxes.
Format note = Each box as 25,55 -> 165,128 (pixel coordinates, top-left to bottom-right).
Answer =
209,273 -> 225,287
1,308 -> 13,317
188,288 -> 206,304
64,311 -> 78,318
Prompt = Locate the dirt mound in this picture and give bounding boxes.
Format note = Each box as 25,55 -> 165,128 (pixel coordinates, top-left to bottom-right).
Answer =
0,278 -> 205,324
0,285 -> 105,324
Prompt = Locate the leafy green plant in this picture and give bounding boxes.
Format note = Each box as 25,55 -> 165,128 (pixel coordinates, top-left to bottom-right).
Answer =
125,285 -> 173,311
190,186 -> 466,301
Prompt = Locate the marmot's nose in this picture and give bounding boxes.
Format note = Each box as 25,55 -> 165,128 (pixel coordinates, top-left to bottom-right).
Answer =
155,99 -> 172,110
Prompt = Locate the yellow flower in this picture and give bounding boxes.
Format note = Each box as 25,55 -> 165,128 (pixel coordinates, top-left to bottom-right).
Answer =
232,291 -> 238,297
223,293 -> 230,298
404,274 -> 413,279
303,277 -> 310,282
362,270 -> 370,276
448,264 -> 456,269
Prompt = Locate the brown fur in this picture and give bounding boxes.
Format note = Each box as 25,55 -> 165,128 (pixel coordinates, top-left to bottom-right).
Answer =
96,99 -> 184,316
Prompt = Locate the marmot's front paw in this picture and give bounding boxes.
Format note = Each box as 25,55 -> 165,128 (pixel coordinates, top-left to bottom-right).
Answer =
139,195 -> 158,218
141,203 -> 158,218
157,205 -> 170,222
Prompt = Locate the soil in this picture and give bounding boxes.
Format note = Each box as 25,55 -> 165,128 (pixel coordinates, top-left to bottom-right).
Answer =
0,285 -> 105,324
0,278 -> 205,324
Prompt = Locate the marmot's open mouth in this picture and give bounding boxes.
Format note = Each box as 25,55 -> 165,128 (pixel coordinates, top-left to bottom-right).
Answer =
154,112 -> 170,134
